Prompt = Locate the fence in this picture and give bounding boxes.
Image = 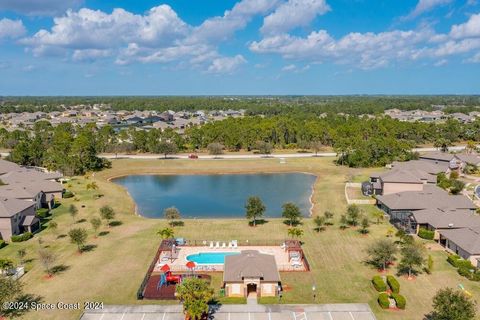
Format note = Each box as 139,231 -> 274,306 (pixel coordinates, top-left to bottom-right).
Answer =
137,241 -> 163,300
345,182 -> 376,205
181,239 -> 287,247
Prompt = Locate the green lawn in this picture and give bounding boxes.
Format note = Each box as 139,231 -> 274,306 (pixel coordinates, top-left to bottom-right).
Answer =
1,158 -> 479,320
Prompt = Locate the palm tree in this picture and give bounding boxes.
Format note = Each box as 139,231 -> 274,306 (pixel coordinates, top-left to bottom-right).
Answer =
287,227 -> 304,239
157,227 -> 174,239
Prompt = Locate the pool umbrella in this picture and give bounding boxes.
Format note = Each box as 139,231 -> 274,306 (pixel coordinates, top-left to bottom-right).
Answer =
160,264 -> 170,273
186,261 -> 196,276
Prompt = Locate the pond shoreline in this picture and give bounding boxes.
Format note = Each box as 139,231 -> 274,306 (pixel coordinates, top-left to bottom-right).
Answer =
109,172 -> 317,219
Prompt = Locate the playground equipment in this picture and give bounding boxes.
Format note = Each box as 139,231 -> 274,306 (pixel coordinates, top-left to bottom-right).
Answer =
458,284 -> 473,297
157,271 -> 182,289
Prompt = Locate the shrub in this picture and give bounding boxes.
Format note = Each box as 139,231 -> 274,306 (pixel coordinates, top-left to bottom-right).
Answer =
36,208 -> 50,219
63,190 -> 74,198
0,240 -> 6,249
458,267 -> 473,279
456,259 -> 475,270
378,293 -> 390,309
11,232 -> 33,242
417,228 -> 434,240
372,276 -> 387,292
447,254 -> 461,266
387,275 -> 400,293
391,293 -> 406,309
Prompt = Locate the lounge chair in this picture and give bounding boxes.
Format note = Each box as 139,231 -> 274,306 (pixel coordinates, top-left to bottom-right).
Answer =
215,241 -> 220,249
232,240 -> 238,249
228,241 -> 233,248
222,242 -> 226,248
209,241 -> 214,249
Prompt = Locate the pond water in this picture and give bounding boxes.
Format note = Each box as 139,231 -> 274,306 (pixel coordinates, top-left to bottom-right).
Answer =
112,173 -> 316,218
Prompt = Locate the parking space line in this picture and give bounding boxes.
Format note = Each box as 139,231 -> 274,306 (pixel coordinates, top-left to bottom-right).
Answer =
327,312 -> 333,320
349,312 -> 355,320
99,314 -> 105,320
141,313 -> 146,320
120,312 -> 125,320
268,312 -> 271,320
162,312 -> 166,320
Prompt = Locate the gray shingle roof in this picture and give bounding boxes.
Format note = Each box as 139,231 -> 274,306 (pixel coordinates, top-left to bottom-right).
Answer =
0,169 -> 63,184
419,152 -> 455,162
0,198 -> 35,218
0,159 -> 21,175
376,184 -> 476,211
391,160 -> 447,175
412,208 -> 480,229
223,250 -> 280,283
439,227 -> 480,255
0,180 -> 64,199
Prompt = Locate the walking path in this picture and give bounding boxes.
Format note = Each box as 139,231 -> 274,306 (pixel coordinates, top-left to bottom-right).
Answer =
80,303 -> 377,320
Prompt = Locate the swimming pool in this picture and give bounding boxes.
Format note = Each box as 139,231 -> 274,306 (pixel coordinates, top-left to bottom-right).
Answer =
186,252 -> 240,264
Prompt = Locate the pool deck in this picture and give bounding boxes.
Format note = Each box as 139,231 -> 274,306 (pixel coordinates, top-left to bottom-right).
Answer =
153,245 -> 306,272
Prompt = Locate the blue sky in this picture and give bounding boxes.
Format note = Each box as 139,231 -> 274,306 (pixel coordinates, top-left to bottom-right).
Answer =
0,0 -> 479,95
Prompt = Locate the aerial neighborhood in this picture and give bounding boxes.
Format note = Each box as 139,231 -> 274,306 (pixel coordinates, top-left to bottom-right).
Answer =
366,152 -> 480,267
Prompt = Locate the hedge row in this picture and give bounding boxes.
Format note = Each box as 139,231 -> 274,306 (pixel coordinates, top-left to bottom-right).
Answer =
372,276 -> 387,292
36,208 -> 50,219
417,228 -> 434,240
63,190 -> 74,198
391,293 -> 406,309
387,275 -> 400,294
11,232 -> 33,242
0,240 -> 6,249
447,254 -> 480,281
378,293 -> 390,309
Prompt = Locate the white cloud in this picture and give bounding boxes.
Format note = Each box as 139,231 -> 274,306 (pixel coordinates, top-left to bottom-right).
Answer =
0,0 -> 83,16
281,63 -> 310,72
407,0 -> 453,19
22,6 -> 188,54
282,64 -> 297,71
251,28 -> 436,69
207,55 -> 246,74
434,59 -> 448,66
72,49 -> 111,62
450,13 -> 480,39
0,18 -> 26,39
20,1 -> 271,73
187,0 -> 279,44
251,11 -> 480,70
466,52 -> 480,62
261,0 -> 330,35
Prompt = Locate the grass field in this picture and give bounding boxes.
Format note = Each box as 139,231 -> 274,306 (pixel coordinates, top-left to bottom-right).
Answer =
1,157 -> 479,320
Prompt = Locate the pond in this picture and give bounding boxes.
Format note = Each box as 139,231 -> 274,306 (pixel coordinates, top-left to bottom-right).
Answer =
112,173 -> 316,218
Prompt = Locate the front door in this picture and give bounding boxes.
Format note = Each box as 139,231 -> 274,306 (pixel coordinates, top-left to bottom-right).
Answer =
246,283 -> 257,297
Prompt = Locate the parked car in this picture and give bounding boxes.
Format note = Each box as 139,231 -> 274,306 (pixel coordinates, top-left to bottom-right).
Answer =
188,154 -> 198,159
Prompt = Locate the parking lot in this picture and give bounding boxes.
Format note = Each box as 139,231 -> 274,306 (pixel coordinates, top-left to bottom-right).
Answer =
80,304 -> 376,320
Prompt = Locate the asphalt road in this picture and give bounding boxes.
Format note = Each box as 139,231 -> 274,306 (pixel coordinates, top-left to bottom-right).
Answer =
100,145 -> 469,160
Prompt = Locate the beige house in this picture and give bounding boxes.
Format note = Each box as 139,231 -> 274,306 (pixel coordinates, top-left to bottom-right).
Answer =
438,227 -> 480,267
0,198 -> 38,240
223,250 -> 281,298
0,180 -> 63,209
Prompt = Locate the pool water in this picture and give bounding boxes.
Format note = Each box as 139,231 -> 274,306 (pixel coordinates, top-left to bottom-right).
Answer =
186,252 -> 240,264
112,173 -> 316,218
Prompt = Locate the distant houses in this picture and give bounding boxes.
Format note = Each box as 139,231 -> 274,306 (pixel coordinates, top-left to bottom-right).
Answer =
384,108 -> 479,123
0,105 -> 246,135
0,159 -> 64,241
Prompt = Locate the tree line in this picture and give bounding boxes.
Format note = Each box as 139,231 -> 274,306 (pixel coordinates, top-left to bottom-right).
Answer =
3,113 -> 480,170
2,95 -> 480,116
